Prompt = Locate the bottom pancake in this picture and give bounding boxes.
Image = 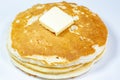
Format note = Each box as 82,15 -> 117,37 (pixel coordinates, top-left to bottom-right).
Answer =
10,51 -> 104,79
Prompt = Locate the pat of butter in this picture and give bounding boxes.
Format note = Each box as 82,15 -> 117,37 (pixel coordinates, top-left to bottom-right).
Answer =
39,7 -> 74,35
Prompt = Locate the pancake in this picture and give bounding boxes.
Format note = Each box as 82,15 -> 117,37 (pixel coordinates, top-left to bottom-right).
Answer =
10,50 -> 104,79
9,48 -> 104,74
8,1 -> 108,79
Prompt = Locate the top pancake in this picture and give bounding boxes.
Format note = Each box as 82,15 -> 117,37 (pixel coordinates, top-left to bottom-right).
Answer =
11,2 -> 108,61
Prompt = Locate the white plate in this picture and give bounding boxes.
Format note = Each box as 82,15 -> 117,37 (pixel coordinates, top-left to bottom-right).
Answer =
0,0 -> 120,80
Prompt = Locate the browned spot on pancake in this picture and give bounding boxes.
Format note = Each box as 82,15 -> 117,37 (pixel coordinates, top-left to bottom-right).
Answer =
11,2 -> 108,61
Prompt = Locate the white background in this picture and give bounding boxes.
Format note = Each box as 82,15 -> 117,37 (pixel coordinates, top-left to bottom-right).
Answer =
0,0 -> 120,80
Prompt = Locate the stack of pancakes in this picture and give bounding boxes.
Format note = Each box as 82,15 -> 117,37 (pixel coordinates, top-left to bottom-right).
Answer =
8,1 -> 108,79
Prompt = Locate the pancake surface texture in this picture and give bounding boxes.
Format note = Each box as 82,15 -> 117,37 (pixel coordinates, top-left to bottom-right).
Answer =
8,1 -> 108,79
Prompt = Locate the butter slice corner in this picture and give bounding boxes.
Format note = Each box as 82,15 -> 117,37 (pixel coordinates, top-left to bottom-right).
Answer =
39,6 -> 74,36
